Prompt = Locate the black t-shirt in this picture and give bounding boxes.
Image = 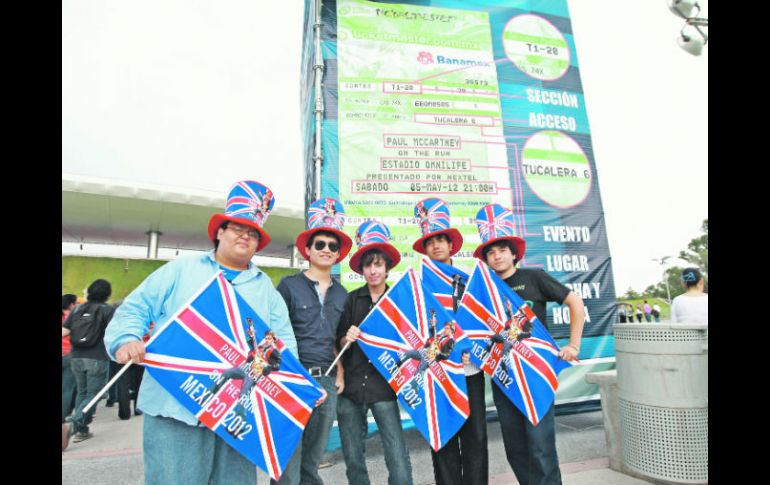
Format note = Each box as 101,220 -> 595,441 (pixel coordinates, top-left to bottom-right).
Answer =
63,302 -> 115,360
336,284 -> 396,404
503,269 -> 570,329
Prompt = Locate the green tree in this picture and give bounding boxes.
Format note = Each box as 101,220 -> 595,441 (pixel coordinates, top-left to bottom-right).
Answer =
623,287 -> 641,299
645,266 -> 687,300
679,219 -> 708,277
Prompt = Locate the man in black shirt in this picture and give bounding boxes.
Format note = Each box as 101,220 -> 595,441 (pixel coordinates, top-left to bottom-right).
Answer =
336,221 -> 413,485
62,279 -> 115,443
274,198 -> 352,485
474,203 -> 585,485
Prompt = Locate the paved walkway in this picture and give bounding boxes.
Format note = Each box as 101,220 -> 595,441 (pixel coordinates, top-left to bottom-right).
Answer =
63,406 -> 651,484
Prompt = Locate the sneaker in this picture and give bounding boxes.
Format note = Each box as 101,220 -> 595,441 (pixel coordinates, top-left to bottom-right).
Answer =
105,400 -> 115,408
62,423 -> 74,452
134,408 -> 143,416
72,431 -> 93,443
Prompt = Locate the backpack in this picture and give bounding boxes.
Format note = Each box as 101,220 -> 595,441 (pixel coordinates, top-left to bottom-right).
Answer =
69,303 -> 106,348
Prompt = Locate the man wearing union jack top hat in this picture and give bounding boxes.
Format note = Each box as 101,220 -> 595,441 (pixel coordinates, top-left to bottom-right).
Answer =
102,180 -> 307,485
273,198 -> 352,485
474,203 -> 585,485
411,197 -> 488,485
336,220 -> 414,485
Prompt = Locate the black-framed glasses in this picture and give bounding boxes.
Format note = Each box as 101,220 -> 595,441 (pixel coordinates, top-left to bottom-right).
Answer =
313,240 -> 340,252
228,224 -> 260,240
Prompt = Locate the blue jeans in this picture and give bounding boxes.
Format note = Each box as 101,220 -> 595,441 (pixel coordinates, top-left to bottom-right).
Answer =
144,414 -> 257,485
492,384 -> 561,485
336,396 -> 413,485
431,372 -> 488,485
271,375 -> 337,485
62,355 -> 77,423
70,358 -> 109,433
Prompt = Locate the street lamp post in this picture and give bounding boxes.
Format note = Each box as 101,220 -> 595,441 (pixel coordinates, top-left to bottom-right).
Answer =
652,257 -> 672,304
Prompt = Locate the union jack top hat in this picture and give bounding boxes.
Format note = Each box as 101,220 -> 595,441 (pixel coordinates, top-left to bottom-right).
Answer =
348,220 -> 401,274
207,180 -> 275,253
295,198 -> 353,262
412,198 -> 463,257
473,203 -> 526,262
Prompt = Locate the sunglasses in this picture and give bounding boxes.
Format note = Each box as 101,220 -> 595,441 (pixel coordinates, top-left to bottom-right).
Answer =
313,240 -> 340,252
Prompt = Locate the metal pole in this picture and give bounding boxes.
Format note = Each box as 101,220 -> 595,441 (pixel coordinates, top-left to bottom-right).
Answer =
653,257 -> 672,304
146,230 -> 162,259
312,0 -> 324,200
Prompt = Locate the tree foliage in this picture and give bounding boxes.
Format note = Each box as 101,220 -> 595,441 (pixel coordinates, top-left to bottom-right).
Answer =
633,219 -> 708,299
679,219 -> 708,277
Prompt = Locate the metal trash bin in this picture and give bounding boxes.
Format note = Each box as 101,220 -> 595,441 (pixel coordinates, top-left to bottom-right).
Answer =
614,323 -> 708,484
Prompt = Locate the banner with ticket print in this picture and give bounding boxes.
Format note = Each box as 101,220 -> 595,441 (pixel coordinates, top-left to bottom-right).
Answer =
302,0 -> 619,377
456,260 -> 573,425
142,273 -> 324,480
356,267 -> 472,450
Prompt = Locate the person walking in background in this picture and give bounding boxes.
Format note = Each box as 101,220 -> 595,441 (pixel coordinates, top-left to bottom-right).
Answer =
652,303 -> 662,322
671,268 -> 708,324
643,300 -> 652,322
635,303 -> 643,323
62,294 -> 78,423
62,279 -> 115,443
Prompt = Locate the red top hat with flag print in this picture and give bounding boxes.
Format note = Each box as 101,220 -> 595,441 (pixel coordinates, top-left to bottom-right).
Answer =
207,180 -> 275,253
294,198 -> 353,263
412,198 -> 464,257
348,221 -> 401,275
473,203 -> 526,262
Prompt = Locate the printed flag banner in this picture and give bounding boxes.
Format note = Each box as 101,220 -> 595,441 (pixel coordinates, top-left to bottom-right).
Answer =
356,268 -> 471,450
456,261 -> 573,425
143,273 -> 324,480
420,257 -> 469,314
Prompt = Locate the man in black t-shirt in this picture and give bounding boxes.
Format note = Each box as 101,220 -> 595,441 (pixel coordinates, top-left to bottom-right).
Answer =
62,279 -> 115,444
474,203 -> 585,485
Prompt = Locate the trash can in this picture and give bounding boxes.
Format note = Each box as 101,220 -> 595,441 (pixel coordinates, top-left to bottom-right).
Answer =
614,323 -> 708,484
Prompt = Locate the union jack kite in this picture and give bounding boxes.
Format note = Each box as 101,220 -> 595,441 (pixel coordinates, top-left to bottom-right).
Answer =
356,268 -> 471,451
455,261 -> 573,426
143,272 -> 324,480
420,257 -> 469,314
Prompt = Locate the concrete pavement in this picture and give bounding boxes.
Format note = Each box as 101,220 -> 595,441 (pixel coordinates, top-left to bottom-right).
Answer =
63,405 -> 652,484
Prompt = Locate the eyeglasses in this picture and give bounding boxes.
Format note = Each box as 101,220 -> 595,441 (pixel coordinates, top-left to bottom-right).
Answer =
313,240 -> 340,252
228,224 -> 260,240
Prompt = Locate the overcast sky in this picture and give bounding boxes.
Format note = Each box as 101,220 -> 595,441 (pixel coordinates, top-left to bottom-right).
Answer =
62,0 -> 708,296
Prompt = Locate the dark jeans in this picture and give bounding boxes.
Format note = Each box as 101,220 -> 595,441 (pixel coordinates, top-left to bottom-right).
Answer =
337,395 -> 413,485
62,355 -> 77,423
431,371 -> 488,485
71,358 -> 109,433
271,375 -> 337,485
492,384 -> 561,485
107,360 -> 121,403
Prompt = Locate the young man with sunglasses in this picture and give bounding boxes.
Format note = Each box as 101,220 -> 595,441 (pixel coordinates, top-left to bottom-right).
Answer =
104,181 -> 299,485
273,198 -> 353,485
